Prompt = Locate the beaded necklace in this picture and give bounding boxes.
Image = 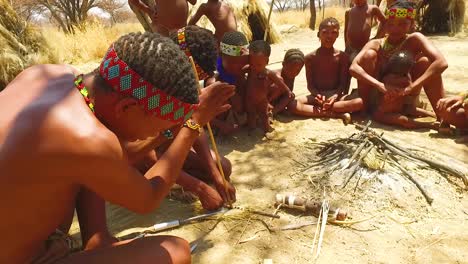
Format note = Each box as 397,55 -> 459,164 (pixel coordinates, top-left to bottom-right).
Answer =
74,74 -> 95,113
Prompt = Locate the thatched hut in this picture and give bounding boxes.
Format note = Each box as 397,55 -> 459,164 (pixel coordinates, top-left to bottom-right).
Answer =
417,0 -> 465,34
188,0 -> 282,43
0,0 -> 56,91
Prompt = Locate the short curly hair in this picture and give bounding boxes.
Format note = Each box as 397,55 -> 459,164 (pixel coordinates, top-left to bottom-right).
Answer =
283,49 -> 305,64
249,40 -> 271,57
106,32 -> 198,104
169,25 -> 218,75
383,50 -> 415,76
319,17 -> 340,31
221,31 -> 248,46
389,0 -> 417,9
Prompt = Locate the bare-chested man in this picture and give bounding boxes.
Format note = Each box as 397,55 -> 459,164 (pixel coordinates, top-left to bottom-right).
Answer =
129,0 -> 197,36
188,0 -> 237,44
0,32 -> 234,263
289,18 -> 361,123
350,0 -> 447,119
344,0 -> 386,63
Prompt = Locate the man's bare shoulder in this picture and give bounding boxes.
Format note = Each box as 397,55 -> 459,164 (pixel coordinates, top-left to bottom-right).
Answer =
304,50 -> 317,61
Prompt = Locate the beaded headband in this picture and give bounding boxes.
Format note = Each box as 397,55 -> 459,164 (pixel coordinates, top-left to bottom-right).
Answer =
385,8 -> 416,20
99,44 -> 198,124
177,28 -> 210,80
220,42 -> 249,57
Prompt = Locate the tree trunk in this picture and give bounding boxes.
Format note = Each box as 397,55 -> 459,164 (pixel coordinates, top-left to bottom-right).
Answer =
309,0 -> 316,30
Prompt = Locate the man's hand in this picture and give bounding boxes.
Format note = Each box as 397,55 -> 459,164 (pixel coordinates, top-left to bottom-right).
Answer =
323,94 -> 339,110
192,82 -> 235,126
196,185 -> 224,210
313,94 -> 326,106
214,178 -> 236,204
437,96 -> 463,112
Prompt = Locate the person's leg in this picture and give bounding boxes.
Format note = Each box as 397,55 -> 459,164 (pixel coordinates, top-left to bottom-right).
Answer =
287,95 -> 325,117
183,150 -> 232,182
273,93 -> 295,115
373,111 -> 436,129
76,188 -> 119,251
59,235 -> 191,264
332,93 -> 364,113
411,56 -> 445,118
407,107 -> 436,118
356,49 -> 379,112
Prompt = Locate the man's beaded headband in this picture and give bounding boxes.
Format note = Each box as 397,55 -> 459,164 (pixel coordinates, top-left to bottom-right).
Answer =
220,42 -> 249,57
99,44 -> 198,124
385,8 -> 416,20
177,28 -> 210,80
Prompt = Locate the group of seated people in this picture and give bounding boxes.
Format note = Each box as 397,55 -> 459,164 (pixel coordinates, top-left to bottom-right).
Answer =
0,0 -> 466,263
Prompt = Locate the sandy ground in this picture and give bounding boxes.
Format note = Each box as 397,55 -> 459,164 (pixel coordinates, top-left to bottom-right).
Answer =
72,29 -> 468,263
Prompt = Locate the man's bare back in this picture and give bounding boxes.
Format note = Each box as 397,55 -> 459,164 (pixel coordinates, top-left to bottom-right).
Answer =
0,65 -> 120,263
345,3 -> 385,51
189,0 -> 237,42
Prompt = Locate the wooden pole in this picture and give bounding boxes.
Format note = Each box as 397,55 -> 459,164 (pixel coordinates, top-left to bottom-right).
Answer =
188,57 -> 232,206
264,0 -> 275,41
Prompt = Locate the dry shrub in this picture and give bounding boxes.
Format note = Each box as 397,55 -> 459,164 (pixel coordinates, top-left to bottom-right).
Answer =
42,22 -> 143,64
273,6 -> 347,29
0,0 -> 57,90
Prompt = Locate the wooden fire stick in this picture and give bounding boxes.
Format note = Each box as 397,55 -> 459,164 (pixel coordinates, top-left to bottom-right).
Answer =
264,0 -> 275,41
188,57 -> 232,207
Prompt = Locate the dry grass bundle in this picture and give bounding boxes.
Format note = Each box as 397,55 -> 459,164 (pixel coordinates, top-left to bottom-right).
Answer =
42,22 -> 143,64
189,0 -> 282,43
0,0 -> 57,91
418,0 -> 466,33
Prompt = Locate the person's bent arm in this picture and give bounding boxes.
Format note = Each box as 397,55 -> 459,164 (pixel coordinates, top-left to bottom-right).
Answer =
344,10 -> 350,48
304,55 -> 319,95
408,33 -> 448,93
128,0 -> 152,15
188,4 -> 205,25
350,40 -> 387,93
82,82 -> 235,214
373,7 -> 386,39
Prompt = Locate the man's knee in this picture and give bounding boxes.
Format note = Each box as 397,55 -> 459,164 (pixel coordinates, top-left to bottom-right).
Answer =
157,236 -> 191,264
221,157 -> 232,179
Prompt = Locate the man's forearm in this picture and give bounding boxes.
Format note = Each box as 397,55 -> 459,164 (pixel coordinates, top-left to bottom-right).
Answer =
412,59 -> 448,91
144,127 -> 201,206
193,132 -> 219,177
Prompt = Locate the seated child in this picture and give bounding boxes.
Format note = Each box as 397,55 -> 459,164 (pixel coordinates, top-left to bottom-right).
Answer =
210,31 -> 249,135
128,0 -> 197,36
268,49 -> 305,115
188,0 -> 237,44
373,51 -> 437,129
245,40 -> 291,134
290,18 -> 360,124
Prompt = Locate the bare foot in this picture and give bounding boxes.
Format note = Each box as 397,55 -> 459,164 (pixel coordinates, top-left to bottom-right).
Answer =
340,113 -> 352,125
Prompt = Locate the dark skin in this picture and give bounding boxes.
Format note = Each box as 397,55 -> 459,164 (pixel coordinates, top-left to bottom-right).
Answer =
350,17 -> 448,116
0,64 -> 234,263
288,25 -> 358,122
344,0 -> 386,52
209,52 -> 249,135
245,52 -> 291,133
373,73 -> 437,129
268,60 -> 304,115
437,94 -> 468,129
188,0 -> 237,43
128,0 -> 197,36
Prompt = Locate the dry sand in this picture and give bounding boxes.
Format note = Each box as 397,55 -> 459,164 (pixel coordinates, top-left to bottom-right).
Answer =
72,29 -> 468,264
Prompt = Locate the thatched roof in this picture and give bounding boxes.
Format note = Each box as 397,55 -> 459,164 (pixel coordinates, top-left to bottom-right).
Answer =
189,0 -> 281,43
417,0 -> 465,33
0,0 -> 57,91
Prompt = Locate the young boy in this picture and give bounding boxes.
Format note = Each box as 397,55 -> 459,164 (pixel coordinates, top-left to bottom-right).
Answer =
188,0 -> 237,44
0,32 -> 234,263
344,0 -> 386,63
373,51 -> 436,129
244,40 -> 291,134
210,31 -> 250,135
268,49 -> 305,115
128,0 -> 197,36
290,18 -> 361,123
350,0 -> 447,119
